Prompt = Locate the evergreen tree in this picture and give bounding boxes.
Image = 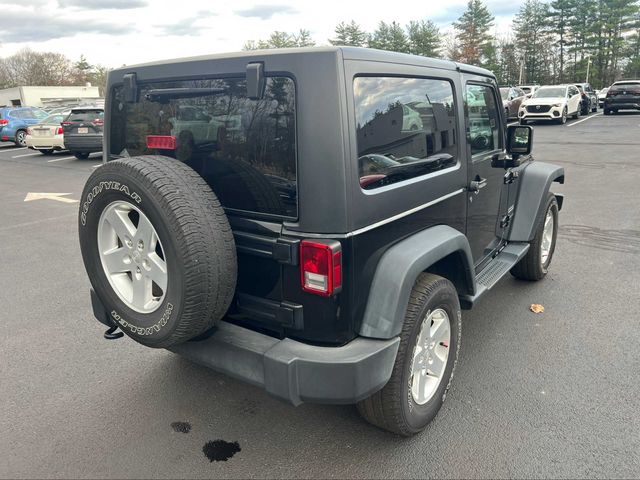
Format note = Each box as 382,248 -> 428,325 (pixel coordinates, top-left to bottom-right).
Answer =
369,21 -> 410,53
407,20 -> 441,57
330,21 -> 368,47
513,0 -> 551,84
244,30 -> 315,50
548,0 -> 572,82
452,0 -> 495,66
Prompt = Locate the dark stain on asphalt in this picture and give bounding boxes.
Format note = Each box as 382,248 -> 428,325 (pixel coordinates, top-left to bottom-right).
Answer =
203,440 -> 241,462
560,224 -> 640,254
171,421 -> 192,434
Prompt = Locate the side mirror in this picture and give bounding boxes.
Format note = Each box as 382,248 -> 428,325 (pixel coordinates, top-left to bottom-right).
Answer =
507,125 -> 533,157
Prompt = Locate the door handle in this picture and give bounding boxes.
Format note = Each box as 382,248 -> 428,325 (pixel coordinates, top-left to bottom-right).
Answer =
469,177 -> 487,192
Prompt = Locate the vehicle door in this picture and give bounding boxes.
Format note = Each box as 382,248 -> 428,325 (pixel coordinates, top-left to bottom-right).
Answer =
511,88 -> 526,116
568,86 -> 581,113
463,77 -> 508,269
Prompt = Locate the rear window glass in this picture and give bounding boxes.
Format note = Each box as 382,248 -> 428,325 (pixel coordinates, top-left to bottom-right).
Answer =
110,77 -> 297,218
68,110 -> 104,122
353,76 -> 457,190
11,108 -> 47,120
42,114 -> 67,124
610,83 -> 640,92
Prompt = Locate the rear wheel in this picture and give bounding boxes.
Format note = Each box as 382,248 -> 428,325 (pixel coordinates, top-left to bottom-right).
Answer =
511,192 -> 559,281
74,152 -> 90,160
604,108 -> 611,115
357,273 -> 461,436
15,130 -> 27,147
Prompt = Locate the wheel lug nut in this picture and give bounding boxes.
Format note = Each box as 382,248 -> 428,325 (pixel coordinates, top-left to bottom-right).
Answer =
137,240 -> 144,251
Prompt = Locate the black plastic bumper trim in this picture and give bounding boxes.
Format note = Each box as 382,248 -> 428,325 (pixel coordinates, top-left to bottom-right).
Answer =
169,321 -> 399,406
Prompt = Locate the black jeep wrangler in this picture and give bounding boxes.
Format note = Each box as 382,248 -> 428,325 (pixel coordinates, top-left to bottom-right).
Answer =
79,47 -> 564,436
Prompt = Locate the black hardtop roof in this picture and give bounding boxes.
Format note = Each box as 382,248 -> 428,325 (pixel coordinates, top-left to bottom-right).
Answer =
110,46 -> 494,79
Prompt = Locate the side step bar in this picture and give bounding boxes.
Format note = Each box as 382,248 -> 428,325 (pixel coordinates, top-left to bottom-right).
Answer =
459,242 -> 530,309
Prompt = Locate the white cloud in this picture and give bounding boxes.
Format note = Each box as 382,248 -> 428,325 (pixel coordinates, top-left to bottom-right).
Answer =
0,0 -> 521,67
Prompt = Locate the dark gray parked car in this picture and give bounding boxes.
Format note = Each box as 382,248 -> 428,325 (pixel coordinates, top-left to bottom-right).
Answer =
62,107 -> 104,159
78,47 -> 564,436
604,80 -> 640,114
575,82 -> 598,113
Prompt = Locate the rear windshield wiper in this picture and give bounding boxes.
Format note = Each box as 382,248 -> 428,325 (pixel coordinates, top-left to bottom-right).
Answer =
145,87 -> 228,102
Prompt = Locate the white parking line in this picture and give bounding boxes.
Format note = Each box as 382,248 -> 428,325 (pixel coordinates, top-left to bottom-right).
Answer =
47,156 -> 75,163
11,152 -> 41,158
567,113 -> 602,127
0,146 -> 27,151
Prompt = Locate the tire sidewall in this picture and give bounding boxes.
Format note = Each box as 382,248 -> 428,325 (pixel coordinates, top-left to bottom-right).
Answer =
539,197 -> 559,273
79,169 -> 186,347
401,283 -> 461,433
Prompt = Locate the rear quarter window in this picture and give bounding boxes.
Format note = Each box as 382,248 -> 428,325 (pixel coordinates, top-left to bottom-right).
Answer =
353,76 -> 458,191
110,76 -> 297,219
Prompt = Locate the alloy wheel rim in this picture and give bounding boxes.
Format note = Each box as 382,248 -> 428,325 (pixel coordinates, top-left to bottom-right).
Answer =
410,308 -> 451,405
17,132 -> 26,146
97,200 -> 168,313
540,209 -> 554,266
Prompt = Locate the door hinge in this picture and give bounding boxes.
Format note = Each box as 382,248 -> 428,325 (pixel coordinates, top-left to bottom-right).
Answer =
500,214 -> 511,228
504,170 -> 519,184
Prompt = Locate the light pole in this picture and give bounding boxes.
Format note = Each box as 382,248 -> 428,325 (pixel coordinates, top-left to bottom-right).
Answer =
586,57 -> 592,83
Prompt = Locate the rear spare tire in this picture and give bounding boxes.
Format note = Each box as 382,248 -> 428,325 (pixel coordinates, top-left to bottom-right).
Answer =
78,155 -> 237,348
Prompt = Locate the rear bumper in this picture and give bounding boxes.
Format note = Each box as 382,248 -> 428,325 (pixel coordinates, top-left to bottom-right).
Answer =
26,135 -> 65,150
90,289 -> 399,406
604,102 -> 640,110
64,134 -> 102,153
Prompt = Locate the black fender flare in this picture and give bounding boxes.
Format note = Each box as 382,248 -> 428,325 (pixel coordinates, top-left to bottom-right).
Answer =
359,225 -> 475,339
508,161 -> 564,242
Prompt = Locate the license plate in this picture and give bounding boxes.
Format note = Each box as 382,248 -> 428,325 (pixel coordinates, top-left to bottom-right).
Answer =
78,127 -> 89,134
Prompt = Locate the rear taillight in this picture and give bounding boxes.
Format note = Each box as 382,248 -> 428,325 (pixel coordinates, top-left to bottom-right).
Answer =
56,127 -> 63,135
92,119 -> 104,126
146,135 -> 176,150
61,121 -> 72,127
300,240 -> 342,296
0,119 -> 8,127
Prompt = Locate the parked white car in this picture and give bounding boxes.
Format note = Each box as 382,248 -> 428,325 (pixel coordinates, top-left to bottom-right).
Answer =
25,111 -> 70,154
517,85 -> 540,98
598,87 -> 609,107
518,85 -> 582,125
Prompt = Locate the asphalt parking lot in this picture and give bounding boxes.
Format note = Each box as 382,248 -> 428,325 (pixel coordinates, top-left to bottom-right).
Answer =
1,112 -> 639,479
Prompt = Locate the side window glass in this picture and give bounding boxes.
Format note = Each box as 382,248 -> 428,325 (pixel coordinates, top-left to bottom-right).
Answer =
465,84 -> 501,157
353,77 -> 457,190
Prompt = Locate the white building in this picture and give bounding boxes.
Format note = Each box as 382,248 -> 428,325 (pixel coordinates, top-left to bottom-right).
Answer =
0,85 -> 102,108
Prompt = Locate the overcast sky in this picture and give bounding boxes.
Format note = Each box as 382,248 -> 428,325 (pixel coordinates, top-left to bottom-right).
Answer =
0,0 -> 520,68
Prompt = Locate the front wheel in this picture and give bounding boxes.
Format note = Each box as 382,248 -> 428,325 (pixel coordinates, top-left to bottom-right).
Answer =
511,193 -> 559,281
357,273 -> 461,436
559,108 -> 567,124
74,152 -> 90,160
